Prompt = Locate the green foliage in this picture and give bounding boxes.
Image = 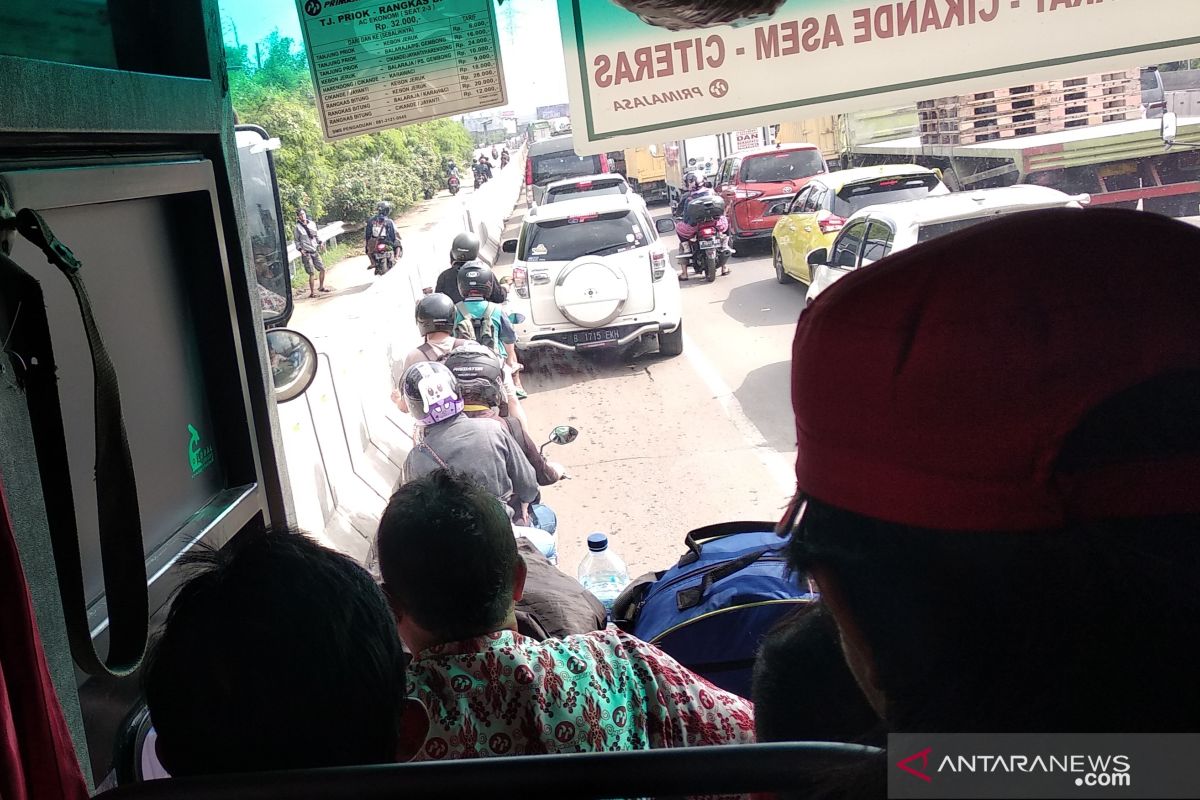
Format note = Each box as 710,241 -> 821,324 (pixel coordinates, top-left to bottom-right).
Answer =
228,34 -> 473,237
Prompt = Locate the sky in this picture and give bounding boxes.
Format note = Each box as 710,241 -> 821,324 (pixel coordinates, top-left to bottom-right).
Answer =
218,0 -> 570,118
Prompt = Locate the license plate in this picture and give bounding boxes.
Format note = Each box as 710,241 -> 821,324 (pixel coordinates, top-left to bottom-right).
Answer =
699,239 -> 719,249
572,328 -> 620,348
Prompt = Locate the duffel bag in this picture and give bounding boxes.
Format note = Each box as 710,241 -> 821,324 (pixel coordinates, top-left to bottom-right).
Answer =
612,521 -> 816,699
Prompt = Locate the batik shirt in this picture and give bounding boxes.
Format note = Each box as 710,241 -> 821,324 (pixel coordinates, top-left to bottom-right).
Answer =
406,627 -> 755,761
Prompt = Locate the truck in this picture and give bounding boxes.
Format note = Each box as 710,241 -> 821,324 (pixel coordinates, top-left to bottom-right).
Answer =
608,145 -> 669,203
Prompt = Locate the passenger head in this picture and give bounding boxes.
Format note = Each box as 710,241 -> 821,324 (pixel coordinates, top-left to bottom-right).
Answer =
784,208 -> 1200,733
444,343 -> 506,413
376,469 -> 525,651
449,231 -> 481,265
752,605 -> 881,745
401,361 -> 463,425
456,260 -> 494,300
143,527 -> 407,776
414,292 -> 456,337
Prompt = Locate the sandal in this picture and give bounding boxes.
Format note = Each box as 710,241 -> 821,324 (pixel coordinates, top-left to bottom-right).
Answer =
319,287 -> 333,293
515,388 -> 528,400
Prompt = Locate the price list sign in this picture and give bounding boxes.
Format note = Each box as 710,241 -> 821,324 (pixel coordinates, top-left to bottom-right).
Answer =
296,0 -> 508,141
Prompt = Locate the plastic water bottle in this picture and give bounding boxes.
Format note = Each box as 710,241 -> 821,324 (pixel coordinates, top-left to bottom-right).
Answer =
578,533 -> 630,620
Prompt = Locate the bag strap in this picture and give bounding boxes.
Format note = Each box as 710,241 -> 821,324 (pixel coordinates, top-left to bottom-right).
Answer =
418,439 -> 451,471
417,342 -> 439,362
676,547 -> 784,612
678,520 -> 780,567
2,208 -> 147,677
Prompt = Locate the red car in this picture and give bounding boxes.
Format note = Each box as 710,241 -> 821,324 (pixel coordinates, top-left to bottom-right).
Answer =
715,143 -> 828,247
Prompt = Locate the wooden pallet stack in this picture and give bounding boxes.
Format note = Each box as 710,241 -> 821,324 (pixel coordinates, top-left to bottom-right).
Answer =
918,69 -> 1142,146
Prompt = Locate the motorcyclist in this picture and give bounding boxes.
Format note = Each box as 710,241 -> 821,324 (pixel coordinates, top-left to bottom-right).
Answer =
674,170 -> 731,278
491,145 -> 499,160
455,260 -> 530,410
389,292 -> 473,412
365,201 -> 401,275
444,344 -> 565,548
399,360 -> 539,527
500,148 -> 510,169
430,231 -> 507,303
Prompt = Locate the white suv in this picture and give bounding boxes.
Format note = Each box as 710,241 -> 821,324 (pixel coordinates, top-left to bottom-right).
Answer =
501,194 -> 683,355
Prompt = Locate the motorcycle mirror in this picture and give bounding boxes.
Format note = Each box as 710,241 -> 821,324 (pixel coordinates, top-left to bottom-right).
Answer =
265,328 -> 319,403
550,425 -> 579,445
509,312 -> 526,324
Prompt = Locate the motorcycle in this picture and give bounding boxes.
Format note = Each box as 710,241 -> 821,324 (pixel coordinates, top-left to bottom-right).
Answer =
448,173 -> 460,195
674,194 -> 731,283
522,424 -> 579,563
500,152 -> 510,169
369,241 -> 394,276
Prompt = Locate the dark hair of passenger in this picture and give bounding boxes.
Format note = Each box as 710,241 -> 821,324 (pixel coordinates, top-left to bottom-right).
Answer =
143,526 -> 407,776
752,604 -> 882,746
377,469 -> 518,641
787,373 -> 1200,734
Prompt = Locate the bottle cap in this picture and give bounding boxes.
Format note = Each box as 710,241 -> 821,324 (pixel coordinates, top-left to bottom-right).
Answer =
586,532 -> 609,552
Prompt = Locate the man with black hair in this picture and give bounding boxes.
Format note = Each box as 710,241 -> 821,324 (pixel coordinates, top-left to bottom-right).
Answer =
143,527 -> 421,776
376,469 -> 755,763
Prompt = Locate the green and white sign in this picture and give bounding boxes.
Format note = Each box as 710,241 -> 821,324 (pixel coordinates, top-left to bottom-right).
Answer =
296,0 -> 508,141
558,0 -> 1200,154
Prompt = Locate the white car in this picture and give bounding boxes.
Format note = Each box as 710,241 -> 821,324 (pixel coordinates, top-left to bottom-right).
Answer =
804,185 -> 1089,307
541,173 -> 643,207
501,194 -> 683,355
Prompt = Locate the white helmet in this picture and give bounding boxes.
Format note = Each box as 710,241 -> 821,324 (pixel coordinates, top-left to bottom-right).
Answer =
684,170 -> 705,190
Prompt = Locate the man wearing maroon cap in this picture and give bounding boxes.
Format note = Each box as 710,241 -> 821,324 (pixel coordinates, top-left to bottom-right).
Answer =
779,208 -> 1200,749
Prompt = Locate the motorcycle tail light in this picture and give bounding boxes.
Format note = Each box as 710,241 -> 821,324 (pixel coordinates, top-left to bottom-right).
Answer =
700,227 -> 716,236
513,266 -> 529,298
650,251 -> 667,280
818,214 -> 846,234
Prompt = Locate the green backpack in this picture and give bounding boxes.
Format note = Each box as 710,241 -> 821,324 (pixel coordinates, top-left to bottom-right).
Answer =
454,301 -> 499,350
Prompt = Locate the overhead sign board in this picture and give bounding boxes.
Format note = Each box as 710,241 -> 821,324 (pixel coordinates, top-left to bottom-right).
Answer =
558,0 -> 1200,155
296,0 -> 507,141
537,103 -> 571,120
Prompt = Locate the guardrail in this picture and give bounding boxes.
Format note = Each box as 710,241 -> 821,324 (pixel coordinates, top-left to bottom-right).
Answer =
286,221 -> 346,263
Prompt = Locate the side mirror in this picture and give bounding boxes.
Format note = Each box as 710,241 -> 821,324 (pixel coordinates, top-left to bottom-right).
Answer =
1163,111 -> 1179,145
502,238 -> 518,253
766,201 -> 789,217
265,328 -> 318,403
655,217 -> 677,234
550,425 -> 579,445
807,248 -> 829,267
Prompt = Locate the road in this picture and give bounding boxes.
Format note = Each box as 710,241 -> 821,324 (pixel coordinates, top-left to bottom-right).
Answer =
499,207 -> 805,578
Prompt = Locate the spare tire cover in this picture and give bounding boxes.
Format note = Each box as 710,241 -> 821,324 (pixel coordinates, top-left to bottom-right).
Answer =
554,257 -> 629,328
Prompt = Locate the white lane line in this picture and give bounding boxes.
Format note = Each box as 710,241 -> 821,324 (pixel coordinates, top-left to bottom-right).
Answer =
682,332 -> 796,496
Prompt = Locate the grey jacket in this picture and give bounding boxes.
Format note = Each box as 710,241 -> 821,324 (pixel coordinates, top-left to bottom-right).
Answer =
402,414 -> 538,518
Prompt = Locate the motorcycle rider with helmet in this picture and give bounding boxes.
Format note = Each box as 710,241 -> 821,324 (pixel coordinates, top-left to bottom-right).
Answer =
674,170 -> 731,279
455,260 -> 530,410
399,361 -> 539,528
389,292 -> 473,413
444,345 -> 565,556
365,201 -> 401,275
430,231 -> 507,304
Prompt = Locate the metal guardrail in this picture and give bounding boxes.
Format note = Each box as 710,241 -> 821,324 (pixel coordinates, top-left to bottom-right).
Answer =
286,221 -> 346,263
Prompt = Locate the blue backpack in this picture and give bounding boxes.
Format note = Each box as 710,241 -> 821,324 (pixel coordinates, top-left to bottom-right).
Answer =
613,521 -> 816,699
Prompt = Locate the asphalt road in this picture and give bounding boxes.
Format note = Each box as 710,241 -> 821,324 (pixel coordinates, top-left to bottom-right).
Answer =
500,207 -> 806,579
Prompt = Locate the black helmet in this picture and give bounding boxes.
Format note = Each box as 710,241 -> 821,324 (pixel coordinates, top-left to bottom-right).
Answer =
400,361 -> 462,424
415,293 -> 456,336
444,344 -> 506,412
450,231 -> 481,264
377,200 -> 392,217
457,260 -> 494,299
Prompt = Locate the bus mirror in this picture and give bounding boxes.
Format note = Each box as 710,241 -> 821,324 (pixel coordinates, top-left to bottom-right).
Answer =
266,328 -> 319,403
1163,112 -> 1179,145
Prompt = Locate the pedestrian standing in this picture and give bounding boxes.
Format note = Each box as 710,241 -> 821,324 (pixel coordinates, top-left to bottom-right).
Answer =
295,209 -> 330,297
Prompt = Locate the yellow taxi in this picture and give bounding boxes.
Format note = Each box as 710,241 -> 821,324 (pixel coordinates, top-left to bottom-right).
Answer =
770,164 -> 948,284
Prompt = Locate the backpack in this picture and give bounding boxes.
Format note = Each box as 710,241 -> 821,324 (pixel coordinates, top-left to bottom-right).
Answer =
612,521 -> 816,699
454,301 -> 499,350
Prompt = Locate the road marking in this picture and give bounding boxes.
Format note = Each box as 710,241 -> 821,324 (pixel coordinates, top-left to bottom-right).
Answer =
682,332 -> 796,496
